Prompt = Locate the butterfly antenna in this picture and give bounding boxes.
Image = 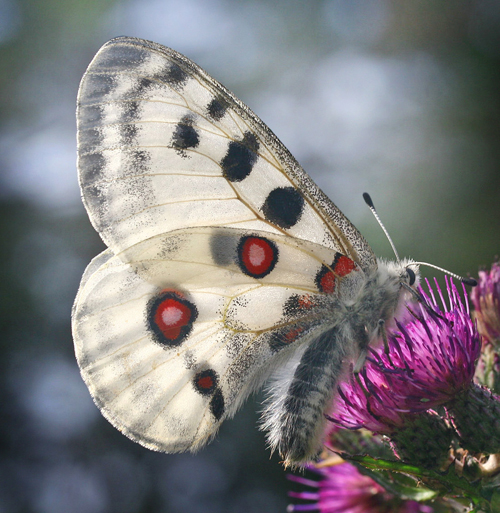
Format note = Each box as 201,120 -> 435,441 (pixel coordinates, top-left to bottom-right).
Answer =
363,193 -> 400,262
411,261 -> 477,286
363,193 -> 477,287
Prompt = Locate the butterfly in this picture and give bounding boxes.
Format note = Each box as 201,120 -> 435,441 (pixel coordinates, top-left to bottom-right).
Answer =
73,36 -> 418,466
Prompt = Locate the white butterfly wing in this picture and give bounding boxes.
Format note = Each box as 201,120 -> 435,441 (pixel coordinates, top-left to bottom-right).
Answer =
77,36 -> 376,272
74,37 -> 378,457
73,228 -> 365,452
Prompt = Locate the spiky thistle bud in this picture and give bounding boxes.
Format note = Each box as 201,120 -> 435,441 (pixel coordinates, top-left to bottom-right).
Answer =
448,383 -> 500,454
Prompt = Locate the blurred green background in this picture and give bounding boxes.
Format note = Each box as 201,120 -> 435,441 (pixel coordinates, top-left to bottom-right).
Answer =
0,1 -> 498,512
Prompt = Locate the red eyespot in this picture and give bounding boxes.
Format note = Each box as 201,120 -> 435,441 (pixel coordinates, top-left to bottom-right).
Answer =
316,253 -> 356,294
237,236 -> 278,278
333,255 -> 355,277
193,369 -> 218,395
148,290 -> 198,347
197,375 -> 214,389
193,369 -> 225,420
319,271 -> 336,293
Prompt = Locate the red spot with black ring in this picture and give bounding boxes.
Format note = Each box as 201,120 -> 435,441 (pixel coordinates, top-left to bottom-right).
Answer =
193,369 -> 218,396
237,236 -> 278,278
148,290 -> 198,347
315,253 -> 355,294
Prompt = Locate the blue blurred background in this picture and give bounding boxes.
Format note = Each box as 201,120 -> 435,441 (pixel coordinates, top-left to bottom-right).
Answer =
0,1 -> 499,512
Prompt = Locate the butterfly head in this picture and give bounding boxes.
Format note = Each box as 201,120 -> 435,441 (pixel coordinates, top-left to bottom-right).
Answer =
368,258 -> 421,331
376,257 -> 420,290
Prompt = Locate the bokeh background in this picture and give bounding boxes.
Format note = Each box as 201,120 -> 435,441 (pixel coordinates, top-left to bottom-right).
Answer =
1,1 -> 499,512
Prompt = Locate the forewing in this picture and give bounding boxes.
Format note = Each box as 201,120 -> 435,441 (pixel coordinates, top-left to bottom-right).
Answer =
72,228 -> 365,452
77,36 -> 376,272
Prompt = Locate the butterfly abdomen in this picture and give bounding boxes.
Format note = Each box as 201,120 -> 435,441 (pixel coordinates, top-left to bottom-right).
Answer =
262,325 -> 354,465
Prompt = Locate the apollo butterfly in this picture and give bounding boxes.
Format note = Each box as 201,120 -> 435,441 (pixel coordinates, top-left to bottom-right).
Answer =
72,37 -> 418,466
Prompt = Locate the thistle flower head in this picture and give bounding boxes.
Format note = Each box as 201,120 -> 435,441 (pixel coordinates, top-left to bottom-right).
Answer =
330,278 -> 481,434
288,462 -> 434,512
471,262 -> 500,345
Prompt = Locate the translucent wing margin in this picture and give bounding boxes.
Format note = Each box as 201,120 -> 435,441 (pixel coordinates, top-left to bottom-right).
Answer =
77,36 -> 376,272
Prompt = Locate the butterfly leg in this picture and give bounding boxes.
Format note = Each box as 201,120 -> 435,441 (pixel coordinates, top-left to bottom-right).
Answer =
353,323 -> 372,373
377,318 -> 396,367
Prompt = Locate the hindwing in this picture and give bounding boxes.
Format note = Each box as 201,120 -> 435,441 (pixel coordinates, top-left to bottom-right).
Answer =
73,228 -> 364,452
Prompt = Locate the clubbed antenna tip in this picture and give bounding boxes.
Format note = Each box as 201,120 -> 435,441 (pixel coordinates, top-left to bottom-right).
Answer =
462,277 -> 477,287
363,192 -> 374,209
362,192 -> 400,261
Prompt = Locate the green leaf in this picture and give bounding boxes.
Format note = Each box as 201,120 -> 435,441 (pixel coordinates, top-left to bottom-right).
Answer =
341,453 -> 490,512
341,454 -> 439,502
355,464 -> 439,502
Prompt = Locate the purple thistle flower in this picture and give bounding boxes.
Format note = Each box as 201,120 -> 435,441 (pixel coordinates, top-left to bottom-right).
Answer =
287,462 -> 434,513
329,278 -> 481,434
471,262 -> 500,393
471,262 -> 500,345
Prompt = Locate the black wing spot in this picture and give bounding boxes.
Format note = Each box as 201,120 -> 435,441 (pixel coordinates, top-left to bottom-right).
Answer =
123,100 -> 141,121
127,149 -> 151,174
207,97 -> 230,121
210,389 -> 225,420
221,132 -> 260,182
261,186 -> 305,229
133,77 -> 154,96
172,115 -> 200,156
158,62 -> 189,88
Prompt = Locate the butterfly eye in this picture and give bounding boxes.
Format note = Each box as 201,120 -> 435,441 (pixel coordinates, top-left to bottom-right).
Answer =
406,267 -> 416,286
